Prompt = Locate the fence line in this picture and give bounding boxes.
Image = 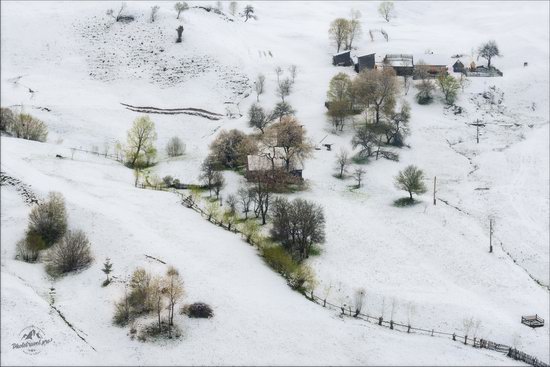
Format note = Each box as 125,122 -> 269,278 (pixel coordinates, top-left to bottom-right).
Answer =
141,188 -> 548,367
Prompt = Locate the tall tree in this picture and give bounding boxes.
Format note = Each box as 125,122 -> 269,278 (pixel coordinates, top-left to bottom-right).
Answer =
174,2 -> 189,19
378,1 -> 395,22
329,18 -> 351,53
243,5 -> 256,21
125,116 -> 157,168
353,68 -> 398,125
254,74 -> 265,102
335,149 -> 350,178
248,104 -> 274,134
165,266 -> 184,327
269,117 -> 312,172
478,40 -> 500,68
346,9 -> 362,50
394,165 -> 427,200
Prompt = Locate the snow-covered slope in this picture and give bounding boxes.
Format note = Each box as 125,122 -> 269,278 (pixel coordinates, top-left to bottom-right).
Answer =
1,1 -> 548,365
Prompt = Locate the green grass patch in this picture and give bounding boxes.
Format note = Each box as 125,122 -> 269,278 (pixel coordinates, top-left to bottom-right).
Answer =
393,197 -> 420,207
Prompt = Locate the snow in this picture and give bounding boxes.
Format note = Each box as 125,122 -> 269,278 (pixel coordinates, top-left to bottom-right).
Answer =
1,1 -> 548,365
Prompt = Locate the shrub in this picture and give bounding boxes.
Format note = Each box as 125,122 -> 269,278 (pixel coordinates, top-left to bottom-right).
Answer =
180,302 -> 214,318
288,264 -> 317,294
16,232 -> 45,262
45,230 -> 94,276
28,192 -> 68,248
113,299 -> 131,326
128,268 -> 153,314
262,245 -> 298,277
166,136 -> 185,157
209,129 -> 252,169
0,107 -> 15,132
11,113 -> 48,142
162,175 -> 174,187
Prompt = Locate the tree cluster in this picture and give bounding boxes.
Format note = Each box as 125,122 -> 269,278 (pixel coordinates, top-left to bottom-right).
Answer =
328,9 -> 362,53
270,197 -> 325,262
0,107 -> 48,142
114,266 -> 184,339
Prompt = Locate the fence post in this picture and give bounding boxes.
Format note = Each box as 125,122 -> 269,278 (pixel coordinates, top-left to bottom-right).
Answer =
431,329 -> 434,337
390,320 -> 394,330
473,337 -> 476,347
378,316 -> 383,326
407,325 -> 411,333
464,335 -> 468,345
452,333 -> 456,341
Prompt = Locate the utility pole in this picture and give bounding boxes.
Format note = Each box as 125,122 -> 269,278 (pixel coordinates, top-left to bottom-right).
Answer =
433,176 -> 437,205
489,218 -> 494,253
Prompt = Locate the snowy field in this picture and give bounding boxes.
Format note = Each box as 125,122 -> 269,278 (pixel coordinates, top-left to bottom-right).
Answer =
1,1 -> 548,365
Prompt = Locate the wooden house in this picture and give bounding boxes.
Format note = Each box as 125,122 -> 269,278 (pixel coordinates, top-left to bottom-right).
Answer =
383,54 -> 414,76
354,53 -> 376,73
332,50 -> 353,67
453,60 -> 465,73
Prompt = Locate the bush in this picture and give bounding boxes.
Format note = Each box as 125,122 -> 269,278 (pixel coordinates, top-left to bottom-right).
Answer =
288,264 -> 317,293
128,268 -> 153,314
180,302 -> 214,318
166,136 -> 185,157
262,245 -> 298,277
28,192 -> 68,248
16,232 -> 46,262
162,175 -> 174,187
45,230 -> 93,276
11,113 -> 48,142
0,107 -> 15,132
113,299 -> 131,326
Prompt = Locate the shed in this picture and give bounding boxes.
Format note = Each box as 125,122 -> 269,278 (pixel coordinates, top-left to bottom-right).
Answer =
383,54 -> 414,76
354,53 -> 376,73
332,50 -> 353,67
453,60 -> 465,73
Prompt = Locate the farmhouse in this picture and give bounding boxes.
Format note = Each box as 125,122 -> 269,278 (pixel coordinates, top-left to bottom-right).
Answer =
354,53 -> 376,73
412,53 -> 453,79
383,54 -> 414,76
246,147 -> 303,179
453,60 -> 465,73
332,50 -> 353,67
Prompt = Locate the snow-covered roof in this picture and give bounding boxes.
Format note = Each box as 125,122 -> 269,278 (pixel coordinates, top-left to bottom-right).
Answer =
384,54 -> 414,67
413,53 -> 455,66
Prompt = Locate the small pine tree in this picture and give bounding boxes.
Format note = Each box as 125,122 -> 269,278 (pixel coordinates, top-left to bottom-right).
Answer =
102,258 -> 113,286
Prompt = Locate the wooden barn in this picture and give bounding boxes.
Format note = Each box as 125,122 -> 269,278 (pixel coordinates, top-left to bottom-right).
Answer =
383,54 -> 414,76
453,60 -> 465,73
354,53 -> 376,73
332,50 -> 353,67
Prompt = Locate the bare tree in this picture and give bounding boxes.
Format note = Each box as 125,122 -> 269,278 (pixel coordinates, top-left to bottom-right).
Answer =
242,5 -> 256,21
248,104 -> 274,134
165,266 -> 184,328
150,5 -> 160,22
478,40 -> 500,68
166,136 -> 185,157
106,2 -> 128,22
199,156 -> 217,196
174,2 -> 189,19
335,149 -> 350,178
269,117 -> 313,172
11,113 -> 48,142
378,1 -> 395,22
150,275 -> 166,332
288,65 -> 298,84
277,78 -> 293,102
352,167 -> 366,188
380,28 -> 389,42
272,101 -> 296,122
212,171 -> 225,199
353,68 -> 398,125
274,66 -> 283,84
238,186 -> 254,219
329,18 -> 351,53
254,74 -> 266,102
229,1 -> 238,16
354,288 -> 366,317
346,9 -> 362,50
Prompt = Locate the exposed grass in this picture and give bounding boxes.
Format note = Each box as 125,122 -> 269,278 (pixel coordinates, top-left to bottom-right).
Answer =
351,155 -> 369,165
393,197 -> 420,207
309,244 -> 322,257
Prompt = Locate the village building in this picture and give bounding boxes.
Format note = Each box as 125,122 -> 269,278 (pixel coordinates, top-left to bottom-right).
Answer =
453,60 -> 465,73
354,53 -> 376,73
382,54 -> 414,76
332,50 -> 353,67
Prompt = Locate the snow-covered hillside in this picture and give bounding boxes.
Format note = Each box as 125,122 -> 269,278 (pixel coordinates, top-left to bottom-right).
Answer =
1,1 -> 548,365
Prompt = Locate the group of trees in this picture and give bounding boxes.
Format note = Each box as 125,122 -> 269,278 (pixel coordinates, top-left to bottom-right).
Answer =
114,266 -> 185,339
1,107 -> 48,142
325,68 -> 409,162
15,192 -> 94,277
328,9 -> 362,53
270,198 -> 325,262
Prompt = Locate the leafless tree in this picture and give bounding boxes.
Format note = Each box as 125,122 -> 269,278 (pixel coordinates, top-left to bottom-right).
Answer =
352,167 -> 366,188
378,1 -> 395,22
274,66 -> 283,84
288,65 -> 298,84
335,148 -> 350,178
229,1 -> 238,16
166,136 -> 185,157
238,186 -> 254,219
268,117 -> 312,172
329,18 -> 350,53
354,288 -> 366,317
242,5 -> 256,21
165,266 -> 184,328
254,74 -> 266,102
150,5 -> 160,22
277,78 -> 293,102
212,171 -> 225,199
346,9 -> 362,50
353,68 -> 398,125
248,103 -> 274,133
45,230 -> 93,276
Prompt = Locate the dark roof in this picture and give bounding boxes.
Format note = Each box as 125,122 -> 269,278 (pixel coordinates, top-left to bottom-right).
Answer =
355,53 -> 375,72
453,60 -> 464,66
332,51 -> 353,66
